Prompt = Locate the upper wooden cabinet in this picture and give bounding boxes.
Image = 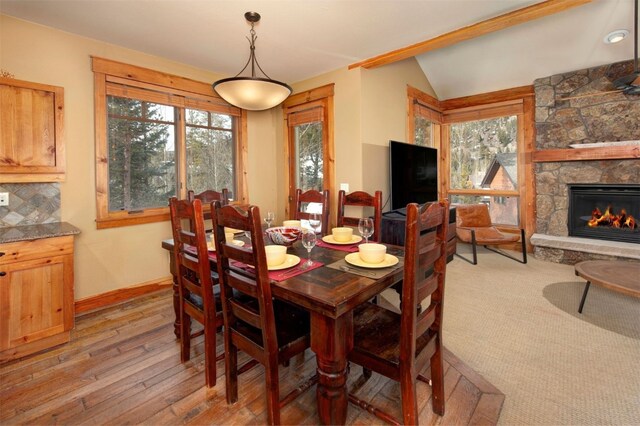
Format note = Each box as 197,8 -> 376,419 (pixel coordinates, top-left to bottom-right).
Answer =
0,77 -> 65,182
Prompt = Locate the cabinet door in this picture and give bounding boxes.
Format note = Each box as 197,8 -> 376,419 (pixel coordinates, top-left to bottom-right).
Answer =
0,255 -> 73,351
0,77 -> 65,182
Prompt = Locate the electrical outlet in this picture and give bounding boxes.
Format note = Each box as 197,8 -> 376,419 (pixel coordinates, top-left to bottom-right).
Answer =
0,192 -> 8,207
339,183 -> 349,192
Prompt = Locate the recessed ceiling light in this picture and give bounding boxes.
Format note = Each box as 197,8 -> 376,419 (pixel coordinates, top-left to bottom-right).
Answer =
604,29 -> 629,44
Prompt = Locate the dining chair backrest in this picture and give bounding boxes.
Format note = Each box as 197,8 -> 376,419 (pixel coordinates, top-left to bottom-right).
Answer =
211,201 -> 314,424
400,200 -> 449,413
337,190 -> 383,242
347,200 -> 450,423
187,189 -> 230,232
212,202 -> 279,370
401,200 -> 449,356
294,189 -> 330,235
168,197 -> 221,387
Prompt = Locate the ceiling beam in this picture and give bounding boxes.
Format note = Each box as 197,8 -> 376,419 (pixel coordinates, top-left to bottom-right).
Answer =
349,0 -> 592,70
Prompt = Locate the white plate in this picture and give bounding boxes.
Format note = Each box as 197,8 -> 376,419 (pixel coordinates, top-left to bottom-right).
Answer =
207,239 -> 244,251
321,235 -> 363,245
224,227 -> 244,235
344,253 -> 399,269
268,254 -> 301,271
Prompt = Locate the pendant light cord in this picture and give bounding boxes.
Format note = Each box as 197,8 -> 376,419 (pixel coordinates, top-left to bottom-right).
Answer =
231,20 -> 274,80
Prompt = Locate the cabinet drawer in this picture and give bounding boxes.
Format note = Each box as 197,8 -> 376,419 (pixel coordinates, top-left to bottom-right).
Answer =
0,236 -> 74,265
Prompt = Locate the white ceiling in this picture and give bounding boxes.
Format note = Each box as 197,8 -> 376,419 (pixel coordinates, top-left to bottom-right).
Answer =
0,0 -> 636,99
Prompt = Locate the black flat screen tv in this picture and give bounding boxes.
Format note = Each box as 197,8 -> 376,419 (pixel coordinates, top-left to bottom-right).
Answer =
389,140 -> 438,211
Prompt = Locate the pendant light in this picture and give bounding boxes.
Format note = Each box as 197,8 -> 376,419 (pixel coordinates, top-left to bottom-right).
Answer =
213,12 -> 292,110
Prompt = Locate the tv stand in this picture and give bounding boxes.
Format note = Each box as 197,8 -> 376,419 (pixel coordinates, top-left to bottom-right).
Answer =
381,207 -> 457,261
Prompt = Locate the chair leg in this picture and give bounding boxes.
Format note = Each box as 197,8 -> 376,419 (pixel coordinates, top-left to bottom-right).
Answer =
264,358 -> 280,425
400,373 -> 418,425
484,229 -> 528,264
454,230 -> 478,265
225,340 -> 238,404
578,281 -> 591,314
180,310 -> 191,363
520,229 -> 528,264
430,341 -> 445,416
203,320 -> 217,388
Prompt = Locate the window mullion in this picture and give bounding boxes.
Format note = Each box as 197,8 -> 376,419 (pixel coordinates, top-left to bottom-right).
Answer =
176,107 -> 187,199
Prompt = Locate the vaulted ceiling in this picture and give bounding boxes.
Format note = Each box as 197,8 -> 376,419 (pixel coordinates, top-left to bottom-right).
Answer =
0,0 -> 635,99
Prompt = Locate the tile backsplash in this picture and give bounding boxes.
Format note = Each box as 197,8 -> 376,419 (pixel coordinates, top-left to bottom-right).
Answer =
0,183 -> 61,227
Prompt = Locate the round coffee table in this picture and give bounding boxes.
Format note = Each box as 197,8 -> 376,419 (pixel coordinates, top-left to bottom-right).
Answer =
574,260 -> 640,313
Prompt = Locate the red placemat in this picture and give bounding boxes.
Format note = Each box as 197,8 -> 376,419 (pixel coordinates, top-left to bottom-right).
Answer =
316,239 -> 361,253
229,259 -> 323,282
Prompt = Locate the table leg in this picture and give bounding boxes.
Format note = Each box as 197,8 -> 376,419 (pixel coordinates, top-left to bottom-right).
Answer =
311,311 -> 353,425
578,281 -> 591,314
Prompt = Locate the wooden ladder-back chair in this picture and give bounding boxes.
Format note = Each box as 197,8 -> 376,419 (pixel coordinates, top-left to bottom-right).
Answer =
211,202 -> 317,425
337,190 -> 383,242
454,203 -> 527,265
348,200 -> 450,425
168,197 -> 224,388
294,189 -> 330,236
187,189 -> 230,231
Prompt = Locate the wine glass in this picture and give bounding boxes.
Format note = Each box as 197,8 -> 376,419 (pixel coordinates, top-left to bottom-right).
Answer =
264,211 -> 275,228
309,212 -> 322,234
301,229 -> 317,266
358,218 -> 374,243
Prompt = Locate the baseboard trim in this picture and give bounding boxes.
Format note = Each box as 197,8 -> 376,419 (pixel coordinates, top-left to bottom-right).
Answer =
75,277 -> 173,314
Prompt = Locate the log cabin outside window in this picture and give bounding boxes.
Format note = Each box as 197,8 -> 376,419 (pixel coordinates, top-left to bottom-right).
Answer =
93,57 -> 247,229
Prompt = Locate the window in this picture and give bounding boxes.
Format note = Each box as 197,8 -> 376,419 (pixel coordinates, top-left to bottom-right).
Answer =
407,86 -> 442,148
283,84 -> 334,221
443,101 -> 525,227
93,57 -> 247,228
414,116 -> 432,147
185,109 -> 236,197
107,97 -> 176,212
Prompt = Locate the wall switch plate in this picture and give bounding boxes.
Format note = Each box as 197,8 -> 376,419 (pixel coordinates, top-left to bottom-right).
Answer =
0,192 -> 8,207
339,183 -> 349,192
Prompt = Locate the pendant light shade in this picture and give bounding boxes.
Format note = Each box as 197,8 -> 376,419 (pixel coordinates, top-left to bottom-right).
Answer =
213,12 -> 292,111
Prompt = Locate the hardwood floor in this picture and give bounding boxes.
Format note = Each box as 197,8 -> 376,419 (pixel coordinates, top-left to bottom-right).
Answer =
0,289 -> 504,425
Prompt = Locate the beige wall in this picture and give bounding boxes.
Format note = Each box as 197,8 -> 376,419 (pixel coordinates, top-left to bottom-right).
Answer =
0,15 -> 278,299
288,58 -> 435,214
1,14 -> 437,300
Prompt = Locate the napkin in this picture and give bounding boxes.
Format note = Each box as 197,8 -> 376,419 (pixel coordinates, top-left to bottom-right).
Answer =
316,239 -> 361,253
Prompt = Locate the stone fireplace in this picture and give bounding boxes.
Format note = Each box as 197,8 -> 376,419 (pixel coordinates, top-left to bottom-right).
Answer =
531,59 -> 640,263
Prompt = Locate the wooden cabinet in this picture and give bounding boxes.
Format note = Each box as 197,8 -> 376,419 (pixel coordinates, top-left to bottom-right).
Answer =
0,236 -> 75,362
0,77 -> 65,182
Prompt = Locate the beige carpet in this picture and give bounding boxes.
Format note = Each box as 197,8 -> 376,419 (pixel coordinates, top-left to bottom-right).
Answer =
439,245 -> 640,425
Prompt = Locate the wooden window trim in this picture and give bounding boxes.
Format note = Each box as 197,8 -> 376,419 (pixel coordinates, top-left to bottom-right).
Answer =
407,85 -> 443,198
93,57 -> 247,229
283,84 -> 335,225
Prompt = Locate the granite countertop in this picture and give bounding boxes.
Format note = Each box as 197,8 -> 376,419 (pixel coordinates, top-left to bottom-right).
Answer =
0,222 -> 81,244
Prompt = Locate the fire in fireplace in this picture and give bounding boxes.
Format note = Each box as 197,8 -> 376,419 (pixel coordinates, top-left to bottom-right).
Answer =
568,184 -> 640,244
588,206 -> 637,229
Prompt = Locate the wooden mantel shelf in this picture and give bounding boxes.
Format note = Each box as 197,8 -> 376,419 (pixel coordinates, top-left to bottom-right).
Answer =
532,145 -> 640,163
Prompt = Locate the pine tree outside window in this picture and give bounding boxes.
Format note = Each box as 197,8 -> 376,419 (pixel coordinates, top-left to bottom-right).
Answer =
93,58 -> 247,229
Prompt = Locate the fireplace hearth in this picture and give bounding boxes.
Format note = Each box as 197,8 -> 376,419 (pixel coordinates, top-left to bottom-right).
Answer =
568,184 -> 639,244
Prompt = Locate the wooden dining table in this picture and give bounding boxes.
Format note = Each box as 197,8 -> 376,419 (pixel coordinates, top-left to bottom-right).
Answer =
162,236 -> 405,424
